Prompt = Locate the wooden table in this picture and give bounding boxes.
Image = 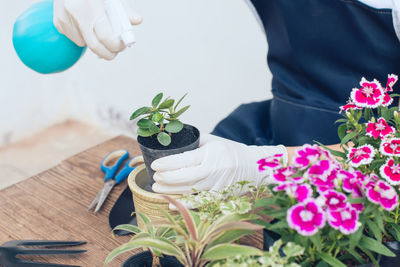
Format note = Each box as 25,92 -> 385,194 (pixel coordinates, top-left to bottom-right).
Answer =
0,135 -> 262,266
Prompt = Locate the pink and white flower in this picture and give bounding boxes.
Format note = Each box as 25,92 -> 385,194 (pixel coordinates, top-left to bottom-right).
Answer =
273,183 -> 312,202
366,118 -> 394,139
382,93 -> 393,107
379,158 -> 400,185
292,145 -> 334,169
287,199 -> 326,236
339,102 -> 362,113
365,180 -> 399,211
342,171 -> 367,194
386,74 -> 398,92
350,78 -> 384,108
327,205 -> 360,235
379,138 -> 400,157
273,166 -> 304,183
257,154 -> 283,171
310,169 -> 337,193
321,190 -> 347,211
347,145 -> 375,167
307,160 -> 335,179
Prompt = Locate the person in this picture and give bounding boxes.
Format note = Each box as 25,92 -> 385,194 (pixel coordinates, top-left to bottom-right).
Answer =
54,0 -> 400,194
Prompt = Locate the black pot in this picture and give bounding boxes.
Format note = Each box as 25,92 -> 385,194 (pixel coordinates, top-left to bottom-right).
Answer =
137,124 -> 200,189
122,251 -> 183,267
379,241 -> 400,266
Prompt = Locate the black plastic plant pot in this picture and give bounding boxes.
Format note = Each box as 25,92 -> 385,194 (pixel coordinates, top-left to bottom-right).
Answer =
379,241 -> 400,266
123,251 -> 183,267
137,124 -> 200,190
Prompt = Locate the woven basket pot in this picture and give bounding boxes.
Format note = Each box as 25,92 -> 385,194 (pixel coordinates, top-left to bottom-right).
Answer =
128,164 -> 177,228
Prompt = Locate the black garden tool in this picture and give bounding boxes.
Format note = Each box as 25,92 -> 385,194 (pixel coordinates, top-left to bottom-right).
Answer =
0,240 -> 86,267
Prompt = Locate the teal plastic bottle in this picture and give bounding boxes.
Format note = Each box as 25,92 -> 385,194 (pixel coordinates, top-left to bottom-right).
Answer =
12,0 -> 86,74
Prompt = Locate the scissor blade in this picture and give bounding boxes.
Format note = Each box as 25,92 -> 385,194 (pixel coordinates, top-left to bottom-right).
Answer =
87,189 -> 103,211
94,180 -> 116,213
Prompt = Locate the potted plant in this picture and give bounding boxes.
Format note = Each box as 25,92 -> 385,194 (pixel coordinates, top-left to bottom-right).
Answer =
128,93 -> 200,226
256,144 -> 397,266
319,74 -> 400,265
130,92 -> 199,183
105,195 -> 264,267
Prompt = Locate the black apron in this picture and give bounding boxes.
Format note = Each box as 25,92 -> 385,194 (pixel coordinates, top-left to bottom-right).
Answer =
212,0 -> 400,146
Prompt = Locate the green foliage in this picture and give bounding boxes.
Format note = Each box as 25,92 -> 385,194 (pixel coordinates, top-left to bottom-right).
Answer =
130,92 -> 190,146
105,195 -> 264,267
209,240 -> 304,267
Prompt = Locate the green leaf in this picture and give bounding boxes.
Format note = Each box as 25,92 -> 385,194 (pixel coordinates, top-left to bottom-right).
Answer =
137,128 -> 154,137
310,233 -> 321,251
389,223 -> 400,242
254,198 -> 276,209
318,252 -> 346,267
113,224 -> 141,235
366,220 -> 382,242
359,235 -> 395,257
174,93 -> 187,111
206,229 -> 254,249
165,120 -> 184,133
358,245 -> 378,266
137,118 -> 154,128
171,105 -> 190,118
152,113 -> 163,123
364,108 -> 371,122
159,99 -> 175,109
335,118 -> 348,124
347,249 -> 365,264
314,141 -> 346,159
341,131 -> 358,145
202,244 -> 262,261
130,107 -> 151,120
157,132 -> 171,146
337,124 -> 347,140
349,227 -> 363,250
105,242 -> 142,265
152,93 -> 163,107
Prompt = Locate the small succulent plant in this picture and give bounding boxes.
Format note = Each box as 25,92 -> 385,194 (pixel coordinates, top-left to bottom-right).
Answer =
130,92 -> 190,146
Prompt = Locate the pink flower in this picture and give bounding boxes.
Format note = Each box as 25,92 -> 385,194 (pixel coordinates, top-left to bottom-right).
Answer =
366,180 -> 399,211
366,118 -> 394,139
287,199 -> 326,236
273,183 -> 312,202
310,169 -> 337,193
307,160 -> 335,179
379,138 -> 400,157
386,74 -> 398,92
292,145 -> 333,169
342,171 -> 367,194
321,190 -> 347,211
257,154 -> 284,171
382,93 -> 393,107
347,145 -> 375,167
379,158 -> 400,185
273,166 -> 304,183
339,102 -> 362,113
327,205 -> 360,235
350,78 -> 384,108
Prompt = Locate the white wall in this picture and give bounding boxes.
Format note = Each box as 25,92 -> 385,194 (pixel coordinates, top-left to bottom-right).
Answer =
0,0 -> 272,145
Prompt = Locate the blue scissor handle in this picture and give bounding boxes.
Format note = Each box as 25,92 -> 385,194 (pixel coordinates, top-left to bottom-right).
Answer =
101,150 -> 130,181
114,155 -> 144,184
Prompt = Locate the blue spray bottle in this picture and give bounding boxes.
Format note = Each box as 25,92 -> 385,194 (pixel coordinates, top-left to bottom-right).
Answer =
13,0 -> 135,74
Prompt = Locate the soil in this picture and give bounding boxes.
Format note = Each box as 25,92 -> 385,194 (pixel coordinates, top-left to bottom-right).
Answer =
137,125 -> 199,150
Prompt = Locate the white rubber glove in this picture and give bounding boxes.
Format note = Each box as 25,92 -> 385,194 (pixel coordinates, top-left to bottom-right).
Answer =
54,0 -> 142,60
151,134 -> 287,195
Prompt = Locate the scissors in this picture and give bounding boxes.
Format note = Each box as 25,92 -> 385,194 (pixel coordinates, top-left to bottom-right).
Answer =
88,149 -> 143,213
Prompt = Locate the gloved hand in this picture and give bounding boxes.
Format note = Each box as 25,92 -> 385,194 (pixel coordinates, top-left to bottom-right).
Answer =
151,134 -> 287,195
54,0 -> 142,60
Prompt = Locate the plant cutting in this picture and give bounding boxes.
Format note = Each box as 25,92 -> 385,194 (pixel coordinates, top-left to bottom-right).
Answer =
130,92 -> 200,183
256,144 -> 397,266
105,195 -> 265,267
